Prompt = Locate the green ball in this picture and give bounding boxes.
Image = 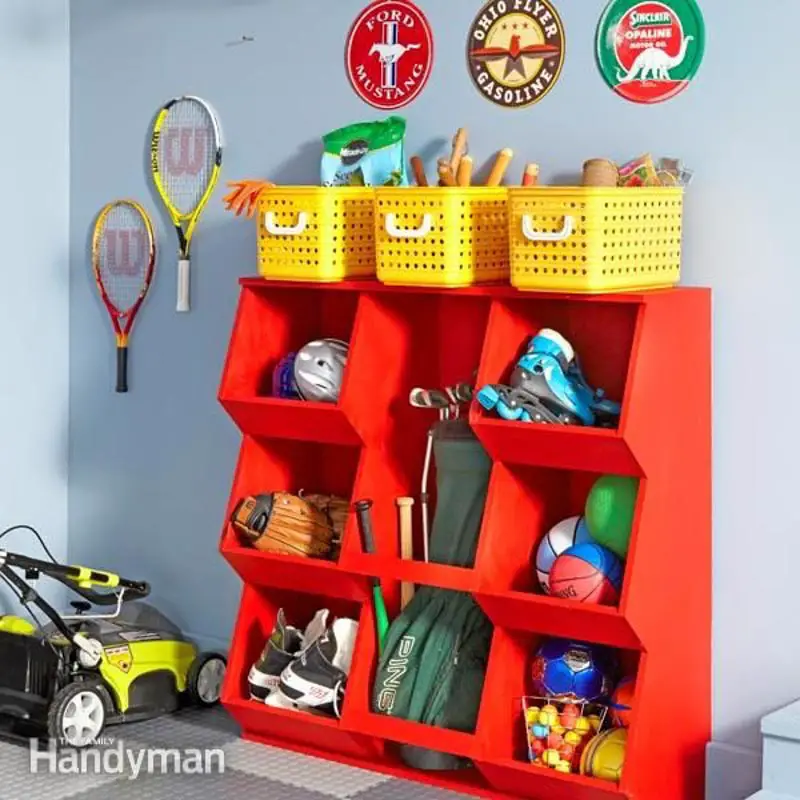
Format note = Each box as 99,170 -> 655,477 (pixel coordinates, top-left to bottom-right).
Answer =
585,476 -> 639,559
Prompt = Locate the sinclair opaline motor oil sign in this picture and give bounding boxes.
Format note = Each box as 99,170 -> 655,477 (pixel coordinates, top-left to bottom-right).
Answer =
596,0 -> 705,104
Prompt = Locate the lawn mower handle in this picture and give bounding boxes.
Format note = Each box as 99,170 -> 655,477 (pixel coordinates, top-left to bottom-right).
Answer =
0,551 -> 150,600
0,562 -> 76,642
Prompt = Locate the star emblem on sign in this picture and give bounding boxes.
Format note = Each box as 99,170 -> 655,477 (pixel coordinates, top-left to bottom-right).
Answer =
470,34 -> 562,81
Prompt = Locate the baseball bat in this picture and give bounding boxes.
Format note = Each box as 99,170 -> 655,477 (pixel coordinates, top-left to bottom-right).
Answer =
354,499 -> 390,654
396,497 -> 415,609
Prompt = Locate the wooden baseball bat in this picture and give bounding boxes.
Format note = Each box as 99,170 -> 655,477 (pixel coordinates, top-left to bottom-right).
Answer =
486,148 -> 514,187
396,497 -> 415,609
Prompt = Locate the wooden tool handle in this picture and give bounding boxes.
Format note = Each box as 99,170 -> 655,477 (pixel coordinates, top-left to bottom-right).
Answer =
410,156 -> 428,187
522,163 -> 540,187
449,128 -> 469,173
486,148 -> 514,187
396,497 -> 415,609
457,156 -> 473,188
437,159 -> 457,187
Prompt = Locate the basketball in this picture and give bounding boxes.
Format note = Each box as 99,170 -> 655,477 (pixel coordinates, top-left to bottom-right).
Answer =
548,542 -> 623,606
610,676 -> 635,727
535,516 -> 592,594
584,475 -> 639,559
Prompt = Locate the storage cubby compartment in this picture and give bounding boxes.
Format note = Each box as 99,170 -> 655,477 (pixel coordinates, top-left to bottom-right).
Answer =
220,436 -> 366,601
474,463 -> 641,650
346,290 -> 491,442
474,627 -> 639,799
223,584 -> 380,761
343,589 -> 493,783
219,283 -> 362,445
472,296 -> 641,475
340,289 -> 493,589
340,442 -> 487,593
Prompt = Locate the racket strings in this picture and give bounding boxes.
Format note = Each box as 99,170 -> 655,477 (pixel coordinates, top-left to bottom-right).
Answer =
157,99 -> 218,217
97,205 -> 151,315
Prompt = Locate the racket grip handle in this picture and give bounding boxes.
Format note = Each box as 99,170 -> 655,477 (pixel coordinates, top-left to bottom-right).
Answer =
116,346 -> 128,394
177,259 -> 190,313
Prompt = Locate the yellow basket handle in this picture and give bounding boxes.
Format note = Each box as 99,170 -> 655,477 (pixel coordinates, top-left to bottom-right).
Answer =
522,214 -> 575,243
384,213 -> 433,240
264,211 -> 309,237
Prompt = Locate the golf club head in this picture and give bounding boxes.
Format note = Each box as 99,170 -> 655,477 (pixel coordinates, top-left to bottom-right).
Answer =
451,383 -> 474,404
410,387 -> 452,410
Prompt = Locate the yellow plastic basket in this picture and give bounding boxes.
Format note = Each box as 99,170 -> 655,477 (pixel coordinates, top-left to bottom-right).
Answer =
258,187 -> 375,282
509,187 -> 684,293
374,187 -> 509,287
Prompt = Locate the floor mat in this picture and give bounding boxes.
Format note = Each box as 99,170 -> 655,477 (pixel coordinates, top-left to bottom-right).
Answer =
0,707 -> 472,800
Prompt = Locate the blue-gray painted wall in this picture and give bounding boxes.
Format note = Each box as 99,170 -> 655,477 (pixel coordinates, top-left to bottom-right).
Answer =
0,0 -> 69,609
67,1 -> 795,797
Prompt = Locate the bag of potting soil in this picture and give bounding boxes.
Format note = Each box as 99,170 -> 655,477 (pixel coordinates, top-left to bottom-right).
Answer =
321,117 -> 409,187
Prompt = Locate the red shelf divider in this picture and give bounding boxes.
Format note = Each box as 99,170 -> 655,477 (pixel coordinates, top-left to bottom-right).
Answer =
218,279 -> 711,800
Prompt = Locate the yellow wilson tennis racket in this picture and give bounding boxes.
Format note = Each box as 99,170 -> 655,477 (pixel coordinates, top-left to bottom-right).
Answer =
92,201 -> 156,393
150,95 -> 222,313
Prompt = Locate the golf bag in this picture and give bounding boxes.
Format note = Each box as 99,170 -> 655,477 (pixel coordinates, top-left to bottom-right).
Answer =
372,419 -> 494,771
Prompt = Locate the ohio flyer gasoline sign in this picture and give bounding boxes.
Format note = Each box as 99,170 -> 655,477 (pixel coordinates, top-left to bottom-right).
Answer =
596,0 -> 705,103
467,0 -> 566,109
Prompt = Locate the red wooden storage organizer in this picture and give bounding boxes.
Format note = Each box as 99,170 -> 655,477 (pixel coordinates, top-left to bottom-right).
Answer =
217,278 -> 711,800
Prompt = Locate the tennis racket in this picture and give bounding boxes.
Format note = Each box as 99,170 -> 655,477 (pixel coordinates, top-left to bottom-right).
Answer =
92,201 -> 156,393
150,95 -> 222,313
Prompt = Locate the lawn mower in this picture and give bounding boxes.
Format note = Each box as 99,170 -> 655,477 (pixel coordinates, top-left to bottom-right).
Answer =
0,547 -> 227,748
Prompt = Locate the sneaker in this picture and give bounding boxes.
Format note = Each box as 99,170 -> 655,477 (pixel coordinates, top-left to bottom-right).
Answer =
247,609 -> 329,702
267,617 -> 358,718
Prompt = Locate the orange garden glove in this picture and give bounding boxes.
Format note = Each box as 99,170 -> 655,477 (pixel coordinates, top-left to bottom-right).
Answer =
222,179 -> 275,219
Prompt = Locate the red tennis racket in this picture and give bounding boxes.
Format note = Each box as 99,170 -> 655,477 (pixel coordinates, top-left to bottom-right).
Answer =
92,201 -> 156,393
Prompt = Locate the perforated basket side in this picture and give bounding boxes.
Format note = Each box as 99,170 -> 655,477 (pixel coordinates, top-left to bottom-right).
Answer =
375,188 -> 509,287
509,187 -> 683,293
330,191 -> 376,279
258,188 -> 375,282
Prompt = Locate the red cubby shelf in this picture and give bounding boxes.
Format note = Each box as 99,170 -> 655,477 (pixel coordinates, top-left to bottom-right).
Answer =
220,435 -> 366,600
223,585 -> 381,761
219,282 -> 362,445
472,462 -> 642,649
474,626 -> 643,799
218,278 -> 711,800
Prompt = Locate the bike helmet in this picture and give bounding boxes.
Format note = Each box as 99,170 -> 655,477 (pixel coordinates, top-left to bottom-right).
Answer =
294,339 -> 349,403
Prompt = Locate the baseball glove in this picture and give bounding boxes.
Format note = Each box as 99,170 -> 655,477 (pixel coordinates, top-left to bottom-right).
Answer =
231,492 -> 338,559
301,492 -> 350,543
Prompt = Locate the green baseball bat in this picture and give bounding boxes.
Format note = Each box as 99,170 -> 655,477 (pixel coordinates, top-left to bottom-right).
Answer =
354,499 -> 390,654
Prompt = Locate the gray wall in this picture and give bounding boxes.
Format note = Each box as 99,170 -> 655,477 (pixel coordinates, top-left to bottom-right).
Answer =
0,0 -> 70,607
68,1 -> 791,797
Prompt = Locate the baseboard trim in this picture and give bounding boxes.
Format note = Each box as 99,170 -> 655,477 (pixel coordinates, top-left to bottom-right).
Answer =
707,741 -> 762,800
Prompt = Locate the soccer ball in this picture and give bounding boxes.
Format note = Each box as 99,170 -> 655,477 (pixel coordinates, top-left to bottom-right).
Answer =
530,638 -> 616,701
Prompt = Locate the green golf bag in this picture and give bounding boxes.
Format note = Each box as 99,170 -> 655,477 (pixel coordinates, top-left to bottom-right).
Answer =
372,420 -> 494,771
